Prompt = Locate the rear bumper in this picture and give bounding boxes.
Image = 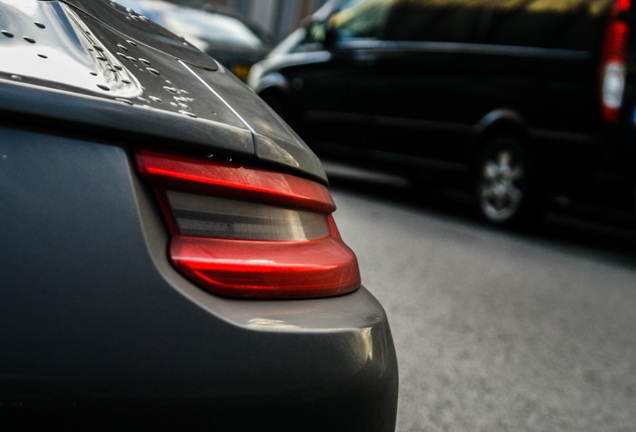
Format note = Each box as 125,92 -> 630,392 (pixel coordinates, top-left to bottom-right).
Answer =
0,126 -> 398,431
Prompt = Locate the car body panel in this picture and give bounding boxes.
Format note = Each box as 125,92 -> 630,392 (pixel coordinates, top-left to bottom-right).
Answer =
0,128 -> 397,429
0,1 -> 398,430
0,0 -> 325,183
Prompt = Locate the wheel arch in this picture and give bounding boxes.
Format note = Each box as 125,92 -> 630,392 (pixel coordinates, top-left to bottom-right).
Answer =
468,108 -> 533,171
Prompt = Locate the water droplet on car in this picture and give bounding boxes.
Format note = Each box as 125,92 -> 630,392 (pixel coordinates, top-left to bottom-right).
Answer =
89,72 -> 98,76
34,22 -> 46,29
10,74 -> 22,81
149,96 -> 163,103
117,43 -> 128,52
127,40 -> 137,47
179,110 -> 197,118
139,58 -> 150,65
23,36 -> 36,43
96,56 -> 107,62
2,30 -> 14,38
37,54 -> 47,59
206,154 -> 214,158
116,98 -> 133,105
122,79 -> 131,84
127,56 -> 137,63
97,84 -> 110,91
147,68 -> 160,76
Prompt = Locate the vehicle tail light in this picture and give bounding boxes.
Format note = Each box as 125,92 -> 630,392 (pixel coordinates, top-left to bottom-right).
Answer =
135,149 -> 361,299
600,0 -> 630,122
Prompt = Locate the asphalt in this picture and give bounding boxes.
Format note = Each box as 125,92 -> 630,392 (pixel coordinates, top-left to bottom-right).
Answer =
324,161 -> 636,432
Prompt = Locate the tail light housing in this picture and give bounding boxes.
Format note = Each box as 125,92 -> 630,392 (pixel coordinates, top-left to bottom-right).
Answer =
600,0 -> 630,122
135,149 -> 361,299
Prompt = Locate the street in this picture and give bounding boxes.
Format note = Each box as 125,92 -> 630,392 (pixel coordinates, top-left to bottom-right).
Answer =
324,162 -> 636,432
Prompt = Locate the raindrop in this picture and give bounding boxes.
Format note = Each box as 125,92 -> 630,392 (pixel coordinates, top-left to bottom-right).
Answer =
34,22 -> 46,29
2,30 -> 14,38
37,54 -> 47,59
10,75 -> 22,81
149,96 -> 163,103
116,98 -> 133,105
114,65 -> 123,71
90,72 -> 98,76
147,68 -> 160,76
164,86 -> 177,94
179,110 -> 197,118
122,79 -> 131,84
96,56 -> 107,62
127,56 -> 137,63
97,84 -> 110,91
23,36 -> 36,43
117,43 -> 128,52
127,40 -> 137,47
93,45 -> 104,52
139,58 -> 150,65
117,52 -> 128,60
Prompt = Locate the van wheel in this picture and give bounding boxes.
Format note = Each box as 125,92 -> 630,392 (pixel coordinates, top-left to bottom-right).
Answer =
474,137 -> 533,226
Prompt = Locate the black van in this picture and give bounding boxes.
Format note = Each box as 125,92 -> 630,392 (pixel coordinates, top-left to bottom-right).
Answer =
248,0 -> 636,226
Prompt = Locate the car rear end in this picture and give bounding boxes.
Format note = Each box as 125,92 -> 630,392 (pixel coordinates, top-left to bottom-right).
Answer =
0,1 -> 398,430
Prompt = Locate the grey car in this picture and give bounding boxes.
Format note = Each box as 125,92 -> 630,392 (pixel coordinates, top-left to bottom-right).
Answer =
0,1 -> 398,430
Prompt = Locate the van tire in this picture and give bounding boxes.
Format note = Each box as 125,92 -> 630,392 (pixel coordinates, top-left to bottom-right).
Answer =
473,136 -> 535,226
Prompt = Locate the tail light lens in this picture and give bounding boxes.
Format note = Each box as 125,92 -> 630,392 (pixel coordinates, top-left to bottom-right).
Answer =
600,0 -> 630,122
135,149 -> 361,299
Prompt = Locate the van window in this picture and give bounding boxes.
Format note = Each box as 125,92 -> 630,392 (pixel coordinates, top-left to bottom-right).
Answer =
384,0 -> 488,43
484,0 -> 613,50
328,0 -> 395,40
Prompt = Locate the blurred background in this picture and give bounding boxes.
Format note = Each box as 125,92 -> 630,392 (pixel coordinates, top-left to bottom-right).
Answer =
145,0 -> 328,41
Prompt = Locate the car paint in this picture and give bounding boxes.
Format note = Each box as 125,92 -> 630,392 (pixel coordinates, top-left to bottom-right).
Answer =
0,1 -> 398,430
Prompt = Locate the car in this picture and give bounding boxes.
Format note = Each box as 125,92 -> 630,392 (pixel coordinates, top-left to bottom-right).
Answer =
0,1 -> 398,430
116,0 -> 274,81
248,0 -> 636,227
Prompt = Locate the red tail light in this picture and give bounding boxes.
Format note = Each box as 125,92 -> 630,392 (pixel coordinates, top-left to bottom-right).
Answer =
600,0 -> 630,122
135,149 -> 361,299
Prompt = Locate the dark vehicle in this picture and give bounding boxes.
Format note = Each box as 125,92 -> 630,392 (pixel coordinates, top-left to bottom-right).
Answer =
0,1 -> 398,430
249,0 -> 636,226
118,0 -> 273,81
